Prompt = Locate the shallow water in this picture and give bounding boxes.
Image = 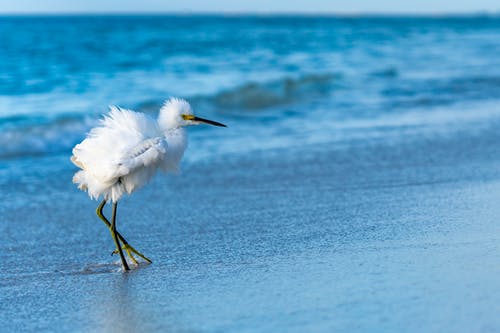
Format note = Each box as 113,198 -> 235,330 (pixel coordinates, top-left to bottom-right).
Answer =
1,15 -> 500,332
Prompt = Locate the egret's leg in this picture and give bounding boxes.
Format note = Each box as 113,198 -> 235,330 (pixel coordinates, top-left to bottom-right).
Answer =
96,199 -> 139,265
111,202 -> 130,271
96,200 -> 152,264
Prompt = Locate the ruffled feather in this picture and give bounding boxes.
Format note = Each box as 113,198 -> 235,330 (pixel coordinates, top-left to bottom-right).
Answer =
71,106 -> 169,202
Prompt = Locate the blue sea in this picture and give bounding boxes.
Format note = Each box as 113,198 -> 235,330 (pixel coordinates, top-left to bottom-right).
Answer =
2,15 -> 500,332
1,16 -> 500,161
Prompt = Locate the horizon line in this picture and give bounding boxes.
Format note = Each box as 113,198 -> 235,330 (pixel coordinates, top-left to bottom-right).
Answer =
0,10 -> 499,17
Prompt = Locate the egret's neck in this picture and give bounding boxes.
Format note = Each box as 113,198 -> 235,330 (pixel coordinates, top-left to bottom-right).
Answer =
164,126 -> 186,137
158,110 -> 188,167
164,126 -> 188,159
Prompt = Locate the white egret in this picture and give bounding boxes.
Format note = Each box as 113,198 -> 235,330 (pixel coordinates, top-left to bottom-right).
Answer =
71,98 -> 226,271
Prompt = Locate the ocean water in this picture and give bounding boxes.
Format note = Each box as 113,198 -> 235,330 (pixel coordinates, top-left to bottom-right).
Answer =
1,16 -> 500,162
2,15 -> 500,332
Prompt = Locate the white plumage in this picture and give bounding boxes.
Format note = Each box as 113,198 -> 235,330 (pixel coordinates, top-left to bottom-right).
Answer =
71,97 -> 226,270
72,98 -> 189,202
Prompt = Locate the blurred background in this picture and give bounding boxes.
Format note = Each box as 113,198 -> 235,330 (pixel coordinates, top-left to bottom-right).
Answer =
2,2 -> 500,333
1,2 -> 500,164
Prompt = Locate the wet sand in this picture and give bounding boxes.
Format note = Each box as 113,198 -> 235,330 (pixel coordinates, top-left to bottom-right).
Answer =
1,116 -> 500,332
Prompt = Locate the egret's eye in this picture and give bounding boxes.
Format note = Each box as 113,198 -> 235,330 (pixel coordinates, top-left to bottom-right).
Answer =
182,114 -> 195,120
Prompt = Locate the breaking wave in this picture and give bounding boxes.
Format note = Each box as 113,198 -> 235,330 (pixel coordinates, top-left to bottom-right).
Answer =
0,115 -> 96,159
208,73 -> 340,110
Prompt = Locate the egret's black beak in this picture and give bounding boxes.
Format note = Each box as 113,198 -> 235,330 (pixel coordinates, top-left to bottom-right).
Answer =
193,116 -> 227,127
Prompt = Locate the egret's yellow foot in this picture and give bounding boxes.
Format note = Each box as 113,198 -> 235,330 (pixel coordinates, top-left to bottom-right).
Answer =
113,243 -> 152,264
125,244 -> 152,264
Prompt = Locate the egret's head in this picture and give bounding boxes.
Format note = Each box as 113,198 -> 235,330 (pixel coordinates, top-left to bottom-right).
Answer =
159,98 -> 226,130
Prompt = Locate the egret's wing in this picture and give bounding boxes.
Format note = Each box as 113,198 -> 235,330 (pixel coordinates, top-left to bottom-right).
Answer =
71,136 -> 167,201
71,107 -> 161,175
114,136 -> 167,178
106,136 -> 167,196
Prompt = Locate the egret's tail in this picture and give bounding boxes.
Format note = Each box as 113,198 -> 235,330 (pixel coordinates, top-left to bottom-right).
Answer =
73,170 -> 125,202
73,170 -> 88,191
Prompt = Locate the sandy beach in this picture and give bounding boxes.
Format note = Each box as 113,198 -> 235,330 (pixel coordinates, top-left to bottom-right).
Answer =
1,107 -> 500,332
